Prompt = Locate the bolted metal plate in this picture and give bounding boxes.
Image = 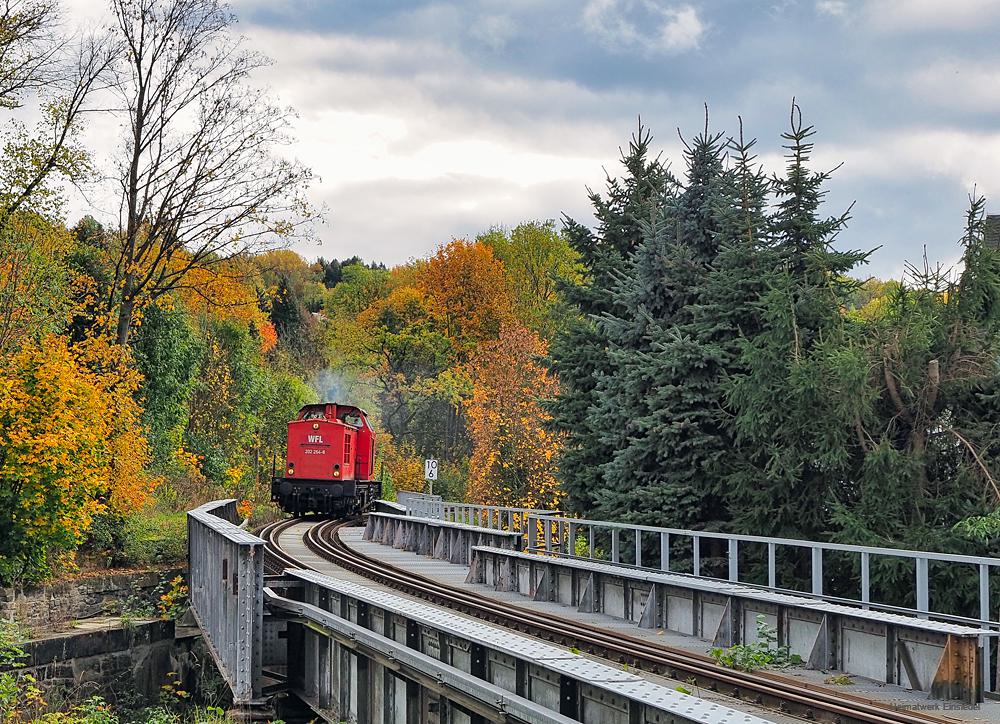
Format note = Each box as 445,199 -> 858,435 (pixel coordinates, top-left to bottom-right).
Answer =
602,681 -> 772,723
544,657 -> 644,682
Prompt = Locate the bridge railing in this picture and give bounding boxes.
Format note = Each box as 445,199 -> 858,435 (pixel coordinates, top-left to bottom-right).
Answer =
441,503 -> 562,537
400,496 -> 561,536
187,499 -> 265,706
527,512 -> 1000,692
396,491 -> 442,518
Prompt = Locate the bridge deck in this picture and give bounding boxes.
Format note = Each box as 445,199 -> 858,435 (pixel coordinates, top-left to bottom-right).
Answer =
336,523 -> 999,723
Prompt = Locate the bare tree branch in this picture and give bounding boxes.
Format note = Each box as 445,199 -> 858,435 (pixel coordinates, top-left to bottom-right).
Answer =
104,0 -> 317,344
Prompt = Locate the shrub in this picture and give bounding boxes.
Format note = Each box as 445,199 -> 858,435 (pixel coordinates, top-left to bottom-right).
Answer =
121,512 -> 187,567
0,621 -> 45,722
709,615 -> 803,672
157,576 -> 189,621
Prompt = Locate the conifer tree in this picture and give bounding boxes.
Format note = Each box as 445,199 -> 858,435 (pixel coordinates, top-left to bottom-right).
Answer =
270,275 -> 306,340
725,105 -> 868,538
832,198 -> 1000,548
589,125 -> 729,526
642,125 -> 778,529
547,125 -> 675,513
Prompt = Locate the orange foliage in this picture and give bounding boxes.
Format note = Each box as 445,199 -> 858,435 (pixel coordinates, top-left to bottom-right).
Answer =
417,240 -> 515,354
464,324 -> 564,509
259,321 -> 278,353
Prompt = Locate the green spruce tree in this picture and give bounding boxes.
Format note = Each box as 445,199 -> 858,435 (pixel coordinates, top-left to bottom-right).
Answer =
725,104 -> 868,539
547,124 -> 675,514
590,124 -> 729,527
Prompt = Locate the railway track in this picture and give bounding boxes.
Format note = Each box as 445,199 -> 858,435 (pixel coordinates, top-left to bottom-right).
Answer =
259,516 -> 959,724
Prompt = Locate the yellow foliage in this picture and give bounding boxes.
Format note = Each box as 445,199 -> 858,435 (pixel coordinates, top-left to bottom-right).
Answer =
175,265 -> 260,321
378,435 -> 426,493
0,334 -> 155,580
255,249 -> 311,279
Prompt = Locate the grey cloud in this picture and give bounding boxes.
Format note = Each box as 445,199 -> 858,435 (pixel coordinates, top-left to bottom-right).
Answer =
582,0 -> 706,56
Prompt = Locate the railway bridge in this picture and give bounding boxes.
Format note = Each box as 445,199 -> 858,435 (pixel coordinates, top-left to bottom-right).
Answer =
186,497 -> 1000,723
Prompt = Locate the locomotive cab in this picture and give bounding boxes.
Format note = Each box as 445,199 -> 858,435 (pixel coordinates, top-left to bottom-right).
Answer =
272,402 -> 380,516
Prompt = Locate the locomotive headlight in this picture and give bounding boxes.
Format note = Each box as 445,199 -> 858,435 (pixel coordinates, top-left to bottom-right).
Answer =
333,463 -> 341,478
286,466 -> 294,476
312,422 -> 320,430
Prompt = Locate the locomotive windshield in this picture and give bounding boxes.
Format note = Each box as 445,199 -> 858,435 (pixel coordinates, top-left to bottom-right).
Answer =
303,409 -> 325,420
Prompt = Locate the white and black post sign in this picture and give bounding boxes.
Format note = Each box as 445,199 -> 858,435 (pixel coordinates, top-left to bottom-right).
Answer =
424,458 -> 438,495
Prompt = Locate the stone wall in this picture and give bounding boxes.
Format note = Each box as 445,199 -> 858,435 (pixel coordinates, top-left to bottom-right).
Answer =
14,619 -> 182,708
0,567 -> 184,633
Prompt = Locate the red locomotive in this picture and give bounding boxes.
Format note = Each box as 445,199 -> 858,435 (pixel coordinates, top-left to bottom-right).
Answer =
271,402 -> 381,515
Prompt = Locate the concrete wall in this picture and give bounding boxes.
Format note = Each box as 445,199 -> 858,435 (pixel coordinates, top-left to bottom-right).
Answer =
0,567 -> 184,632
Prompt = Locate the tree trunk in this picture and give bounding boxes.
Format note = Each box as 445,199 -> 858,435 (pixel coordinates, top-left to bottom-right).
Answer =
116,296 -> 135,346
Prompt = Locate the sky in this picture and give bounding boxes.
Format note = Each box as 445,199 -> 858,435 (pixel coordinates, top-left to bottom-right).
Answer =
63,0 -> 1000,280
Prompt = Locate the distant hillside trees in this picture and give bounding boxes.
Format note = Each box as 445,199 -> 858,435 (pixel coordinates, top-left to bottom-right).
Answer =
320,224 -> 577,501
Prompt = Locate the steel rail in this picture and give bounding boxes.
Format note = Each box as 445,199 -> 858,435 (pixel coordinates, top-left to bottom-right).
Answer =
264,517 -> 958,724
259,517 -> 312,574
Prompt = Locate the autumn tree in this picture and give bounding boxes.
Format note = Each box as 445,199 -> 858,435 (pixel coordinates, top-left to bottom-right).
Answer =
466,324 -> 564,510
349,281 -> 454,455
417,239 -> 514,354
478,220 -> 579,337
0,334 -> 154,584
103,0 -> 316,345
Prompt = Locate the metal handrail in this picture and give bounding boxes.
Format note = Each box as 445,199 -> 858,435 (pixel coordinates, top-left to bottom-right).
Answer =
527,512 -> 1000,692
398,496 -> 562,536
529,513 -> 1000,566
187,499 -> 265,705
